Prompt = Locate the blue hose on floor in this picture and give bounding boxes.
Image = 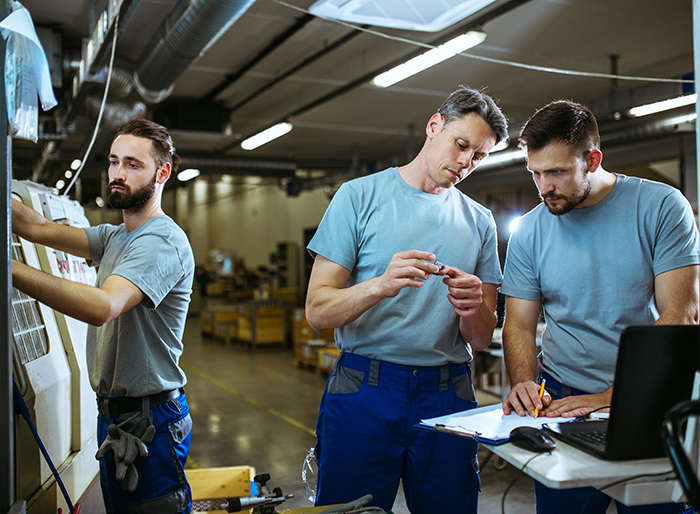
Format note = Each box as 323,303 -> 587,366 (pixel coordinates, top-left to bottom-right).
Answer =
13,380 -> 76,514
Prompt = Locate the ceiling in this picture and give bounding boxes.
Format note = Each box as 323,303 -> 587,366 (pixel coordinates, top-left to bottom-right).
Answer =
12,0 -> 696,205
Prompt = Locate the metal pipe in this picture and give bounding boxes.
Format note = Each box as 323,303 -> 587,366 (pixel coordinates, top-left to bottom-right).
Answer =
134,0 -> 257,102
227,28 -> 362,113
202,14 -> 314,103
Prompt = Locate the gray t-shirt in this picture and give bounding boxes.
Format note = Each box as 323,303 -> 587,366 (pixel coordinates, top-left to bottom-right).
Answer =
501,174 -> 700,392
308,168 -> 503,366
84,215 -> 195,397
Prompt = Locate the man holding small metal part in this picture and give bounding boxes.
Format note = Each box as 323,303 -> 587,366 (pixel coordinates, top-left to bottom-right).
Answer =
501,100 -> 699,513
305,86 -> 508,514
11,119 -> 195,514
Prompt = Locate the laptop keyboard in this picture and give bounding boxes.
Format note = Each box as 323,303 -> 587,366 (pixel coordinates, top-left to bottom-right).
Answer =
571,430 -> 606,447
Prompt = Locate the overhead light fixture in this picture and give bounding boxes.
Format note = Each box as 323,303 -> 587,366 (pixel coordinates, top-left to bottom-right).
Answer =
241,122 -> 293,151
95,196 -> 105,207
480,148 -> 526,168
490,139 -> 510,153
664,112 -> 697,126
509,215 -> 523,234
70,158 -> 82,170
178,168 -> 201,182
55,179 -> 65,190
65,170 -> 73,179
309,0 -> 499,32
371,31 -> 486,88
628,93 -> 697,117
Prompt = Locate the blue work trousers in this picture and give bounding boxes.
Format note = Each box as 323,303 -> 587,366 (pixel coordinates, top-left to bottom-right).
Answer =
315,352 -> 481,514
97,389 -> 193,514
535,373 -> 693,514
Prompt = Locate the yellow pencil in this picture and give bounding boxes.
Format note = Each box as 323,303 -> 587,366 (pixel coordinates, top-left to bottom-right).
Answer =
533,379 -> 546,418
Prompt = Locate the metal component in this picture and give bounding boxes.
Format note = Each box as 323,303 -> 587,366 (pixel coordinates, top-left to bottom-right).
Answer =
433,259 -> 444,274
191,498 -> 229,511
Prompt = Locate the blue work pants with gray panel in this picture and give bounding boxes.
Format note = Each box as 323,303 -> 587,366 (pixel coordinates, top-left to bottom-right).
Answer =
535,373 -> 693,514
97,388 -> 193,514
314,352 -> 481,514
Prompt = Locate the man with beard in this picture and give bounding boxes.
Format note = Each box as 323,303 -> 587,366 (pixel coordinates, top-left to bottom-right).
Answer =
11,119 -> 195,514
305,86 -> 508,514
500,100 -> 699,514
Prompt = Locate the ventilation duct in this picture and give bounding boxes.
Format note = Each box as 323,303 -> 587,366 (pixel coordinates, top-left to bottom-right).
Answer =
40,0 -> 258,184
134,0 -> 257,103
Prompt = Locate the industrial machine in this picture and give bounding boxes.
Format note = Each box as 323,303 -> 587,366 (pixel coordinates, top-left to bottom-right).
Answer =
11,180 -> 98,512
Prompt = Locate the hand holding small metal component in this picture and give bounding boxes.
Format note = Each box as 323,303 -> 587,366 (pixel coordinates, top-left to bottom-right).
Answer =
96,423 -> 156,492
377,250 -> 439,298
439,265 -> 483,317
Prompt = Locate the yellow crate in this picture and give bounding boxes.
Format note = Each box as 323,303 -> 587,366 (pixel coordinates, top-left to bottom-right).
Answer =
294,339 -> 330,368
316,347 -> 341,375
188,465 -> 255,512
238,302 -> 287,346
293,309 -> 335,343
201,306 -> 239,336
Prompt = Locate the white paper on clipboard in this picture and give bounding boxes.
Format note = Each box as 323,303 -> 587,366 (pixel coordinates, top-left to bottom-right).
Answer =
419,403 -> 573,444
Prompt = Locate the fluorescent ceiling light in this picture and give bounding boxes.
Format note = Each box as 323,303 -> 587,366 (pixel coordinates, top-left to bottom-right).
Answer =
372,31 -> 486,88
309,0 -> 498,32
628,94 -> 697,117
490,139 -> 510,153
178,168 -> 201,182
480,148 -> 526,168
664,112 -> 697,126
241,122 -> 293,151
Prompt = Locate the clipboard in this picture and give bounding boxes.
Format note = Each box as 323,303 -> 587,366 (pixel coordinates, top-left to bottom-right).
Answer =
416,403 -> 573,445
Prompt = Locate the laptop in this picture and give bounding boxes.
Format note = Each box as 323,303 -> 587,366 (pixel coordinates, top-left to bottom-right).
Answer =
544,325 -> 700,460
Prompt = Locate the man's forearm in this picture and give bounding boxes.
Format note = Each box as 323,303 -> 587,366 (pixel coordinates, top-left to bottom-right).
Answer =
12,261 -> 112,326
305,277 -> 385,329
12,199 -> 91,259
459,301 -> 497,351
502,325 -> 539,385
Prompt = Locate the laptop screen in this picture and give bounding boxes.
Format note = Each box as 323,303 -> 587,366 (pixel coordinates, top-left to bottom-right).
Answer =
605,325 -> 700,460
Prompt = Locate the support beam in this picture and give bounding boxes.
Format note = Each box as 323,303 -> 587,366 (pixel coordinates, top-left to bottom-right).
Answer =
694,0 -> 700,212
1,0 -> 15,511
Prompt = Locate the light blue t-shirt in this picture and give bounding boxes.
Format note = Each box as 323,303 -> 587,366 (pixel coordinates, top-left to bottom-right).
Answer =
501,174 -> 700,393
308,168 -> 503,366
84,215 -> 195,398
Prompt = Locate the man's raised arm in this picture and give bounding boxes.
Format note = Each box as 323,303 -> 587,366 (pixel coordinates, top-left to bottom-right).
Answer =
12,198 -> 91,259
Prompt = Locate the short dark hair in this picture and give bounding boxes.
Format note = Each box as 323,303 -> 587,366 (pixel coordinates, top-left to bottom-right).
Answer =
437,85 -> 508,144
113,118 -> 181,174
518,100 -> 600,156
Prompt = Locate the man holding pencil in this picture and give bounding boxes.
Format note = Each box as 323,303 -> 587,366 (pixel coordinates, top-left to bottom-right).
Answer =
500,100 -> 698,514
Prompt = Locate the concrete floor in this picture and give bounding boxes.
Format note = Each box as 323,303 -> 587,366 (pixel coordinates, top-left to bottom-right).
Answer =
79,313 -> 539,513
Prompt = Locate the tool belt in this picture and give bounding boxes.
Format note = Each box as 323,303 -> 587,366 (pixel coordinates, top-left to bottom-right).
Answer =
97,388 -> 184,418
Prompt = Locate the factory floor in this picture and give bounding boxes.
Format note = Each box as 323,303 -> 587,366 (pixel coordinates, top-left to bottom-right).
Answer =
79,313 -> 544,514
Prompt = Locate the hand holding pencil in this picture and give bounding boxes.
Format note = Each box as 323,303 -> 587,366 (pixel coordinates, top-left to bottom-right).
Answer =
533,379 -> 546,418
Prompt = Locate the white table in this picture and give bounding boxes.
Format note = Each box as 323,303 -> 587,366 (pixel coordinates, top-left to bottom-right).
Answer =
482,439 -> 684,506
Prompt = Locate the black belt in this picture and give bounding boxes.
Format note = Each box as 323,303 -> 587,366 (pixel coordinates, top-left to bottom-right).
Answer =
97,387 -> 184,418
